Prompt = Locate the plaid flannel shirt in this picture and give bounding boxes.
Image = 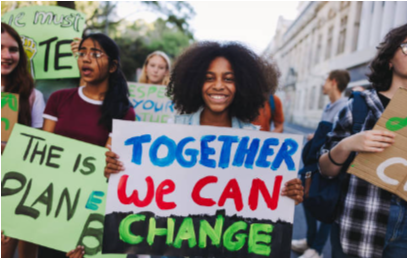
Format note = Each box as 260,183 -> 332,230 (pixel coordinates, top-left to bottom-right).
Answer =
320,89 -> 392,258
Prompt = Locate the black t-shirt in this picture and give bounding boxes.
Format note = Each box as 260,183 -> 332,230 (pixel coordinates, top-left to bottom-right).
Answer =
377,91 -> 390,109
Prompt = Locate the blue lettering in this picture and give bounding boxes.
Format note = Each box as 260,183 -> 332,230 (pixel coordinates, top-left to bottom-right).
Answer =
200,135 -> 216,168
218,135 -> 239,169
132,99 -> 143,109
166,101 -> 175,112
125,135 -> 152,165
176,137 -> 198,168
149,136 -> 176,167
232,137 -> 260,169
154,102 -> 163,113
255,138 -> 279,168
143,100 -> 154,110
271,138 -> 298,171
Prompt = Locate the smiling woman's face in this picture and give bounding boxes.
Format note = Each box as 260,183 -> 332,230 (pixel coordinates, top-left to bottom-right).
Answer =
202,57 -> 236,115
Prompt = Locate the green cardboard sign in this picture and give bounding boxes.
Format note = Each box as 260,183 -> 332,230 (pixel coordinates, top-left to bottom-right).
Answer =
1,6 -> 85,79
0,124 -> 123,257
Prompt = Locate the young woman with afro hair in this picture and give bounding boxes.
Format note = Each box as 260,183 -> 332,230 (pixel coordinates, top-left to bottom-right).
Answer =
105,41 -> 304,206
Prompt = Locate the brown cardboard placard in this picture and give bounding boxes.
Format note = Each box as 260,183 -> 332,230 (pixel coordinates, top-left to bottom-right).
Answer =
1,93 -> 19,142
348,88 -> 407,201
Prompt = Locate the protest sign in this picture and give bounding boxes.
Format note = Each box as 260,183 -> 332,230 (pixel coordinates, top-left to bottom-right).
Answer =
1,6 -> 85,79
1,93 -> 19,142
103,120 -> 303,257
348,88 -> 407,201
0,124 -> 115,257
128,82 -> 175,123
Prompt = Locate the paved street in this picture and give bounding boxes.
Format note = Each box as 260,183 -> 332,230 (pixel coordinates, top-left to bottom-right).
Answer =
284,122 -> 332,258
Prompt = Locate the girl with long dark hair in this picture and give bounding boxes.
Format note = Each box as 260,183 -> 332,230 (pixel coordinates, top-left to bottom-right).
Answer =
40,33 -> 135,258
1,22 -> 46,258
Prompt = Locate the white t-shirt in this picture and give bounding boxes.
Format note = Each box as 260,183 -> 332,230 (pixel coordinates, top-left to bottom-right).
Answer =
31,89 -> 45,128
1,86 -> 45,128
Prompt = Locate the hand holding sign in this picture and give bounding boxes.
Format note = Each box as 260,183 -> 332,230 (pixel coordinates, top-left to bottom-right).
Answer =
103,120 -> 303,257
348,88 -> 407,201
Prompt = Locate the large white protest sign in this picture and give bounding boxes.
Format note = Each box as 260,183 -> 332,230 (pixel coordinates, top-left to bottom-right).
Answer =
128,82 -> 175,123
103,120 -> 302,258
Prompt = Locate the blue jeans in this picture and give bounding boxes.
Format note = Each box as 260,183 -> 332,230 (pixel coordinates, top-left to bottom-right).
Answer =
304,206 -> 331,254
331,195 -> 407,258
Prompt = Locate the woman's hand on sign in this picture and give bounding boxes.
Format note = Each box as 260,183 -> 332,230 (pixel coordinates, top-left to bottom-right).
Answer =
281,178 -> 304,205
1,230 -> 10,244
343,130 -> 395,153
105,149 -> 125,178
66,245 -> 84,258
70,37 -> 82,55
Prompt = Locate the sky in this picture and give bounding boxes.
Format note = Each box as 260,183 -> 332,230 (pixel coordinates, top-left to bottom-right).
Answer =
117,1 -> 299,54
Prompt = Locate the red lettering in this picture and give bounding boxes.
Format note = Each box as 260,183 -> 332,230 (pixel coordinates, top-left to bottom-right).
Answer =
191,176 -> 218,206
218,179 -> 243,211
248,176 -> 283,211
117,175 -> 154,207
156,179 -> 177,210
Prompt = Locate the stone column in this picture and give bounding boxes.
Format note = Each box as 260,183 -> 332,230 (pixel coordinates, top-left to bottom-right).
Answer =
394,1 -> 407,27
357,1 -> 373,50
380,2 -> 396,40
369,1 -> 383,47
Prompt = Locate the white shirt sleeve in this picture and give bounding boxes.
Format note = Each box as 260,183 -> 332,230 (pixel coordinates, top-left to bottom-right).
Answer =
31,89 -> 46,128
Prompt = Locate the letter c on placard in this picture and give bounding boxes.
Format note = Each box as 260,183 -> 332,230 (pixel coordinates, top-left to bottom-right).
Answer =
376,158 -> 407,188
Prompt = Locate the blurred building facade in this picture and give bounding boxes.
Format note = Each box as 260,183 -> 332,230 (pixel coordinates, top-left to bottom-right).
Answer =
265,1 -> 407,128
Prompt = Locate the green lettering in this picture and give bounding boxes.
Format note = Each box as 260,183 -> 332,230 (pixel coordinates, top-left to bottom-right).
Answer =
199,215 -> 224,248
223,221 -> 248,252
137,86 -> 146,98
157,87 -> 166,98
166,218 -> 175,245
248,223 -> 273,256
173,217 -> 197,249
147,86 -> 157,97
147,217 -> 167,246
119,214 -> 145,244
386,117 -> 407,132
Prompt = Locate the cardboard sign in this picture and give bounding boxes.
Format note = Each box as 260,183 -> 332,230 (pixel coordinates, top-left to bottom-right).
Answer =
1,93 -> 19,142
348,88 -> 407,201
1,6 -> 85,79
128,82 -> 175,123
0,124 -> 119,257
103,120 -> 303,258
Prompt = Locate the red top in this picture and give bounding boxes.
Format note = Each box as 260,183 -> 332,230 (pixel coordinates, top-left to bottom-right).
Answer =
43,86 -> 135,147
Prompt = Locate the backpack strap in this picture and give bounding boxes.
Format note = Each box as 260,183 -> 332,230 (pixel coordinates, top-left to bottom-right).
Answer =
269,95 -> 276,118
350,91 -> 368,134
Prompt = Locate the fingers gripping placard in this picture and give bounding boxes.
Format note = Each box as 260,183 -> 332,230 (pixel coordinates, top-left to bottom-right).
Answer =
103,120 -> 303,257
348,88 -> 407,201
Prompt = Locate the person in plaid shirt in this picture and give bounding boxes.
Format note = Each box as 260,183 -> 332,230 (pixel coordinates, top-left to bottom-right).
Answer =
319,24 -> 407,258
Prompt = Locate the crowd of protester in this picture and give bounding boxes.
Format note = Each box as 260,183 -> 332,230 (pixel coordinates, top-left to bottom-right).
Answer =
1,19 -> 406,258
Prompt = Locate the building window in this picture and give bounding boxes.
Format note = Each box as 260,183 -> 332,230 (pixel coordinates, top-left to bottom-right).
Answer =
325,26 -> 334,60
352,2 -> 363,51
337,16 -> 348,54
315,34 -> 322,64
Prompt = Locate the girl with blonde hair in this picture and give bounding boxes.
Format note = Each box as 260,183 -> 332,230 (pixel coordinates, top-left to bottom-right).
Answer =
138,51 -> 171,85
